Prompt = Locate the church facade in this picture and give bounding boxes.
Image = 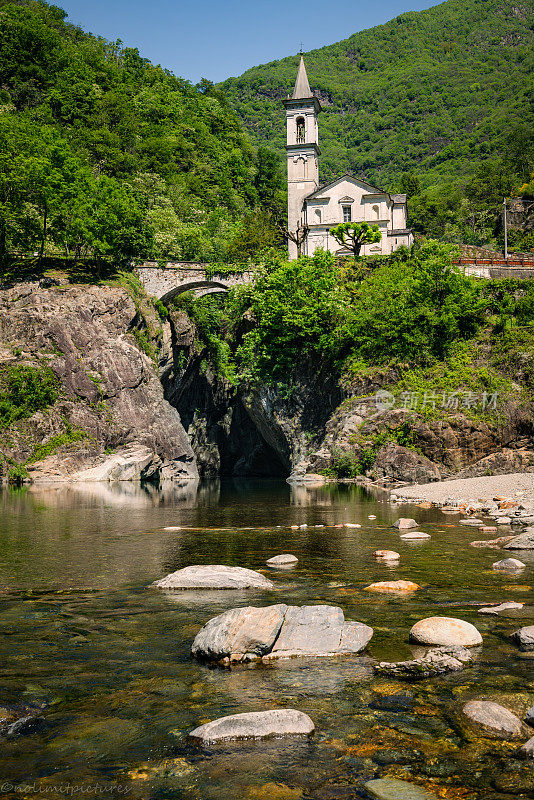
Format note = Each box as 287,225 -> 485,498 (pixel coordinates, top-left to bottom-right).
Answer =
284,57 -> 413,259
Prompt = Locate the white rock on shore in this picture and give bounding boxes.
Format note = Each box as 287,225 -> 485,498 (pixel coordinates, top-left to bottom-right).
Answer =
391,474 -> 534,506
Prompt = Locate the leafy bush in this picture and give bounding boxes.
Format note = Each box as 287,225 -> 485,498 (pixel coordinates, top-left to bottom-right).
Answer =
0,365 -> 59,428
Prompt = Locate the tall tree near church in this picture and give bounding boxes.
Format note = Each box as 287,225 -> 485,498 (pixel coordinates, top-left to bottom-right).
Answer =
329,222 -> 381,258
280,221 -> 309,258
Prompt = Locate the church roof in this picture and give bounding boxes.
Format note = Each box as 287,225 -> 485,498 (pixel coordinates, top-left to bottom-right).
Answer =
304,174 -> 391,201
292,55 -> 312,99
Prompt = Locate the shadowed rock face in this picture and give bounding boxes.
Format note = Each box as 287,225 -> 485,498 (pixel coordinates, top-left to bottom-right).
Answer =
191,604 -> 373,663
0,283 -> 197,482
188,709 -> 315,743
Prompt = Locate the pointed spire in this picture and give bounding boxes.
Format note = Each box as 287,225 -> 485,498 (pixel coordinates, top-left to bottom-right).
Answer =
292,54 -> 312,100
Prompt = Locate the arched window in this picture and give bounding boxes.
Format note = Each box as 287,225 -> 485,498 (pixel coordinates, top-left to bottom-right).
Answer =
372,204 -> 380,219
296,117 -> 305,143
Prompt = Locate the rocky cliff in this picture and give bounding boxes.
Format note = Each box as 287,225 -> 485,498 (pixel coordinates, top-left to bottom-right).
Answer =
0,282 -> 197,483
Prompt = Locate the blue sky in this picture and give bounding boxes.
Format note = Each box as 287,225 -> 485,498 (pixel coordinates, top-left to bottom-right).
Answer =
58,0 -> 439,84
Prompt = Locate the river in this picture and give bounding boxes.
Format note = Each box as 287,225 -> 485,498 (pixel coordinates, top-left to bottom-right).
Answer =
0,480 -> 532,799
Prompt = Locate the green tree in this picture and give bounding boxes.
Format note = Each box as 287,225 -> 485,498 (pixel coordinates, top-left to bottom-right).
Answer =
329,221 -> 381,257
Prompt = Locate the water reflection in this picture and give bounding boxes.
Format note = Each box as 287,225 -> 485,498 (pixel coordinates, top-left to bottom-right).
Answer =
0,479 -> 532,800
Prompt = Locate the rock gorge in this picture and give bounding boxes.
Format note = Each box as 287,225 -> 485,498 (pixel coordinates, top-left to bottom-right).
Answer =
1,280 -> 533,484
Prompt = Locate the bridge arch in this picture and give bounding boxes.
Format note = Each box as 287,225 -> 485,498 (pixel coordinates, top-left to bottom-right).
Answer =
159,280 -> 230,304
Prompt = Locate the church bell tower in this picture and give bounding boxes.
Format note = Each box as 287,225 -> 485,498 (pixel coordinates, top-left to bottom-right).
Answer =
283,55 -> 322,258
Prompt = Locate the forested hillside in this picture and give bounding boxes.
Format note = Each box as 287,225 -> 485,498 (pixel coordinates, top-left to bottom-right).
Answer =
221,0 -> 534,248
0,0 -> 284,267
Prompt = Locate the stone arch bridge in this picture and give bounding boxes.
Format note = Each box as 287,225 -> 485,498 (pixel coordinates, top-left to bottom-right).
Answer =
136,262 -> 255,303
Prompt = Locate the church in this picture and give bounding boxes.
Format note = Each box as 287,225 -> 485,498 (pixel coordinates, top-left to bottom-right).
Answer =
284,56 -> 414,259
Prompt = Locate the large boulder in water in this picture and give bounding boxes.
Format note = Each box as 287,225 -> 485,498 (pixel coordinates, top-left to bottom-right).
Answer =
151,565 -> 273,590
504,528 -> 534,550
192,604 -> 373,663
188,709 -> 314,744
191,605 -> 287,661
512,625 -> 534,651
409,616 -> 482,647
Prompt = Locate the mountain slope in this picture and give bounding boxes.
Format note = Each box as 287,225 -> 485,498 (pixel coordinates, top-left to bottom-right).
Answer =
0,0 -> 280,266
220,0 -> 534,190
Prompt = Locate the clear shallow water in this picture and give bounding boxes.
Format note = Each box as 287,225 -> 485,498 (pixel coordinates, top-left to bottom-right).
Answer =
0,480 -> 533,800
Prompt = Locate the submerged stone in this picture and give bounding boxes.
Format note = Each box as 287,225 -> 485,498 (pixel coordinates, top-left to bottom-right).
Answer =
364,777 -> 439,799
519,734 -> 534,758
400,532 -> 431,540
462,700 -> 524,739
375,646 -> 473,679
188,709 -> 314,743
151,564 -> 274,590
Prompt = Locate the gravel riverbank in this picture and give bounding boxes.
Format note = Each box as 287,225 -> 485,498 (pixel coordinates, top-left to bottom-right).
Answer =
391,473 -> 534,506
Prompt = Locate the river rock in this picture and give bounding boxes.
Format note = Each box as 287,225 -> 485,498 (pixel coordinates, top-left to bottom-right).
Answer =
511,625 -> 534,650
191,605 -> 287,661
375,646 -> 473,679
462,700 -> 524,739
497,516 -> 513,525
470,536 -> 515,548
192,604 -> 373,662
409,616 -> 482,647
364,776 -> 439,799
504,529 -> 534,550
188,709 -> 314,743
393,518 -> 418,529
365,580 -> 421,593
266,554 -> 298,567
525,706 -> 534,726
518,734 -> 534,758
492,558 -> 526,570
400,532 -> 431,540
478,601 -> 524,615
373,550 -> 400,560
151,565 -> 274,590
459,518 -> 485,526
1,283 -> 198,483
